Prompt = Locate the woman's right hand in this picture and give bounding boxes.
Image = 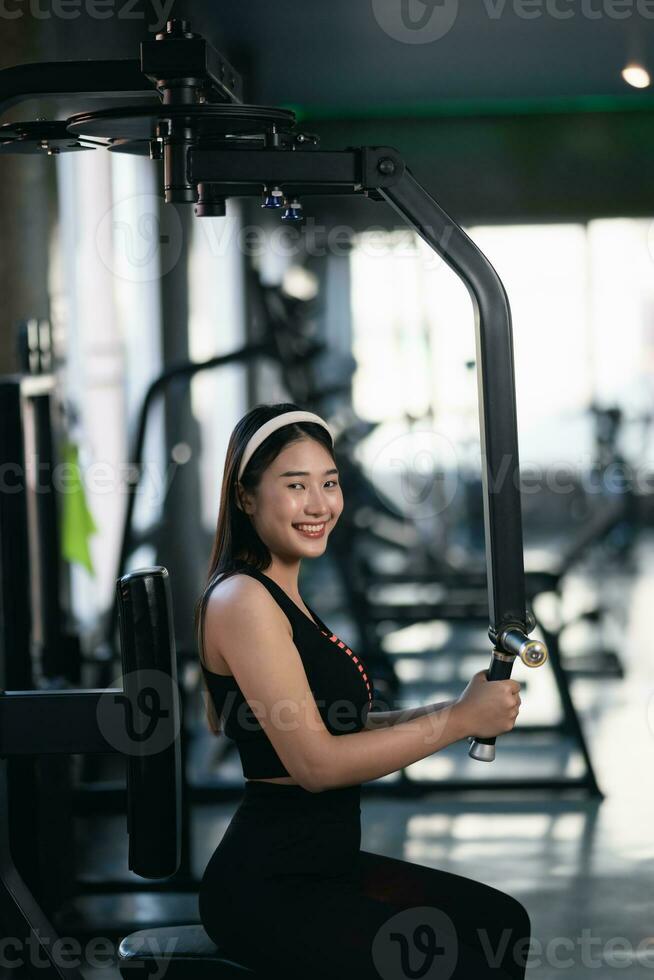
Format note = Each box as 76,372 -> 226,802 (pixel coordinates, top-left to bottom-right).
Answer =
455,669 -> 522,739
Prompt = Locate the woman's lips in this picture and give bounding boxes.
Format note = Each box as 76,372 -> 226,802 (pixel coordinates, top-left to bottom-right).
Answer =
293,523 -> 326,538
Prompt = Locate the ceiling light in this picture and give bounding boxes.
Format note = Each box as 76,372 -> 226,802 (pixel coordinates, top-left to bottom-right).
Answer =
621,63 -> 651,89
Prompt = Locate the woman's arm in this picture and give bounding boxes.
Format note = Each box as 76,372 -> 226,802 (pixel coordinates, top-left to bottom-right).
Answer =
313,700 -> 470,791
205,577 -> 519,794
205,578 -> 473,792
364,699 -> 455,730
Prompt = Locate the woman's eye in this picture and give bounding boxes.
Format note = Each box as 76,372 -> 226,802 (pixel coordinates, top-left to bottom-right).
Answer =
288,481 -> 339,490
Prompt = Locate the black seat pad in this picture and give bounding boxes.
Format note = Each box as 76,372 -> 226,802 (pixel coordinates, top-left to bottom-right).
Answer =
118,924 -> 260,978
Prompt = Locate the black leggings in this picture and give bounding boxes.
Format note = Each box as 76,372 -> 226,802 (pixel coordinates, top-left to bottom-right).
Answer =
199,781 -> 531,979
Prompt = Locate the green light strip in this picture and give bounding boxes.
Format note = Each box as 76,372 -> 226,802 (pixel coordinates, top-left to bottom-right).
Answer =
280,92 -> 654,122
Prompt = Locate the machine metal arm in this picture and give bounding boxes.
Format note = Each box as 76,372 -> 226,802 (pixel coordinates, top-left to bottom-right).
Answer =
381,169 -> 525,634
379,170 -> 548,761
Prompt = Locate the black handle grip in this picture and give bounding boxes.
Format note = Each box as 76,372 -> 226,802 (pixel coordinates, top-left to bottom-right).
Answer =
467,650 -> 516,762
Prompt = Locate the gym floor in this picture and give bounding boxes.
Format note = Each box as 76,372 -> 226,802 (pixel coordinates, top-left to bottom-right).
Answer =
72,532 -> 654,979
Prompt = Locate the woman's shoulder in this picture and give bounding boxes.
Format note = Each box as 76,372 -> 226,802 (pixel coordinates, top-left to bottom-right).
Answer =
208,563 -> 263,600
202,571 -> 292,674
206,570 -> 292,635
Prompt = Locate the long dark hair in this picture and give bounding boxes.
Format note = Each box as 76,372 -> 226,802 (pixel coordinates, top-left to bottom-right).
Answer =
194,402 -> 336,734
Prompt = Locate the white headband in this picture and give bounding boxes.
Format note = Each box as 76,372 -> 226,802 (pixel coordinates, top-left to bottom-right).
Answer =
237,410 -> 334,483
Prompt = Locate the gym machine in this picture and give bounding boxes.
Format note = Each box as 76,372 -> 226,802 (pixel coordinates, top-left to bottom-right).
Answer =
0,18 -> 547,762
0,17 -> 585,975
243,272 -> 602,796
0,567 -> 191,979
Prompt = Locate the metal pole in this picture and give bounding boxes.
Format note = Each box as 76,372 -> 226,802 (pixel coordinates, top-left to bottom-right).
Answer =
379,168 -> 547,760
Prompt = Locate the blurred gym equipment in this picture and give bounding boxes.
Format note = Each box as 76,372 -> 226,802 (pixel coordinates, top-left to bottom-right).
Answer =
0,568 -> 185,978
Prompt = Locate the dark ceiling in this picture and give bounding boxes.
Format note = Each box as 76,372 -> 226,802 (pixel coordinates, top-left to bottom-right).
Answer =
172,0 -> 654,113
2,1 -> 653,223
6,0 -> 654,114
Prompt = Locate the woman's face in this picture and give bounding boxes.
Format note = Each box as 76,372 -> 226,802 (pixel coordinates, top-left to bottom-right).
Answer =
240,438 -> 344,561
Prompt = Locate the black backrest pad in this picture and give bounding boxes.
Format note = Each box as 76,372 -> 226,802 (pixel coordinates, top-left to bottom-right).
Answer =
116,567 -> 182,879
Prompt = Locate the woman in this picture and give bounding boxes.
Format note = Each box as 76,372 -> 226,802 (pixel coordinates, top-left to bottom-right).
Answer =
195,402 -> 531,979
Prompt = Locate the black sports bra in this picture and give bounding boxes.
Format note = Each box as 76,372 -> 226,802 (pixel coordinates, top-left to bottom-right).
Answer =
200,561 -> 373,779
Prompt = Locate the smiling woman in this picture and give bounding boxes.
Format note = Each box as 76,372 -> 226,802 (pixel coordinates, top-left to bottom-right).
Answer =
194,402 -> 343,741
193,401 -> 530,979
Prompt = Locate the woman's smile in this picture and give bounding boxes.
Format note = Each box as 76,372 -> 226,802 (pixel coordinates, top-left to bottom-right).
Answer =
292,521 -> 327,538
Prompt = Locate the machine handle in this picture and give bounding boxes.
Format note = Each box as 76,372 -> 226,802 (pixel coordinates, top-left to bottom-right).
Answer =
468,629 -> 548,762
